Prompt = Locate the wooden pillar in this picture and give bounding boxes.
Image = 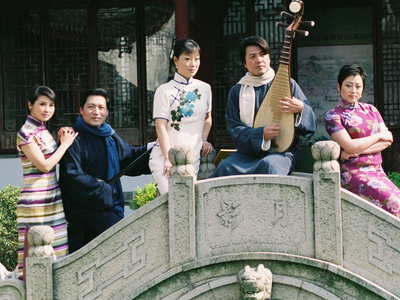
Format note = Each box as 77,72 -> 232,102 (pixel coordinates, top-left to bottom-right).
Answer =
174,0 -> 189,40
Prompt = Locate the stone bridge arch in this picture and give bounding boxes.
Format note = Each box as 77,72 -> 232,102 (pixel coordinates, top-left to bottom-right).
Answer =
1,141 -> 399,299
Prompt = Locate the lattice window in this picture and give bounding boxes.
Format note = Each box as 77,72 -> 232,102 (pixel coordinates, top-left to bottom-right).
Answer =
146,5 -> 175,137
2,11 -> 43,132
48,9 -> 89,128
212,1 -> 246,146
0,3 -> 176,151
255,0 -> 287,70
97,7 -> 138,130
381,0 -> 400,126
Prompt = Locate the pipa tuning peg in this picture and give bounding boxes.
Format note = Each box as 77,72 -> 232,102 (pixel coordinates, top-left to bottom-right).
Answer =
300,20 -> 315,27
295,29 -> 309,36
276,22 -> 290,28
281,11 -> 294,19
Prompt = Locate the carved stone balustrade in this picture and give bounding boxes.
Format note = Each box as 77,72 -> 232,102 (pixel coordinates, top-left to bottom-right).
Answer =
26,225 -> 55,300
311,140 -> 343,265
1,141 -> 399,300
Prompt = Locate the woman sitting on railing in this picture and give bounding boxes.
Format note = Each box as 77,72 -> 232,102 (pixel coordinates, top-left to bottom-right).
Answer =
324,64 -> 400,218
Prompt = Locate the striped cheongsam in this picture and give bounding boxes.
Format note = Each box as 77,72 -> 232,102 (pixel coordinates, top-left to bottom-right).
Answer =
16,115 -> 68,278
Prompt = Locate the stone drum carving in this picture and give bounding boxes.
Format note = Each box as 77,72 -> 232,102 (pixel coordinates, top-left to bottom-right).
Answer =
27,225 -> 56,260
168,145 -> 195,176
311,140 -> 340,172
198,148 -> 216,179
237,264 -> 273,300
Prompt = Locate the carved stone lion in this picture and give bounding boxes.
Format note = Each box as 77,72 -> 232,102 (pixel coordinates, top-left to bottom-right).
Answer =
237,264 -> 273,300
0,263 -> 17,280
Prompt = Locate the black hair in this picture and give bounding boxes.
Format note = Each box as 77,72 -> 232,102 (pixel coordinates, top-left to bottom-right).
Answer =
81,88 -> 110,109
239,36 -> 270,65
27,85 -> 56,105
173,39 -> 201,58
337,64 -> 367,91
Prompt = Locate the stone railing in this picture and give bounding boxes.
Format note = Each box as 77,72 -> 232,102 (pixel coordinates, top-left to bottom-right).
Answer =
0,225 -> 56,300
1,141 -> 399,299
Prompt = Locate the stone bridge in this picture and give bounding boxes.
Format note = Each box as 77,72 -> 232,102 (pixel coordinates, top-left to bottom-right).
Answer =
1,141 -> 400,299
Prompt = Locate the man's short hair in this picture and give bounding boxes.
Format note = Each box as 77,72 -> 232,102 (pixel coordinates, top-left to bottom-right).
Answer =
239,36 -> 270,65
81,88 -> 110,109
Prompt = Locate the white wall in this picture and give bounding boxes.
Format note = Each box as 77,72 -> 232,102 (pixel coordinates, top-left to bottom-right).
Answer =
0,156 -> 22,189
0,156 -> 153,192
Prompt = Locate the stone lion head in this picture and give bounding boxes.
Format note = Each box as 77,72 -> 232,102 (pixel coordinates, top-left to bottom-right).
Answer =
237,264 -> 273,300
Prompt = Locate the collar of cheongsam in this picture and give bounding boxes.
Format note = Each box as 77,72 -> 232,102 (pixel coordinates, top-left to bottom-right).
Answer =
173,72 -> 193,85
338,98 -> 359,109
27,114 -> 45,128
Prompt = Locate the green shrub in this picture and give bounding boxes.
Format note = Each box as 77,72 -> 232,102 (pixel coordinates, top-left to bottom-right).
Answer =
130,182 -> 157,210
0,185 -> 20,270
388,172 -> 400,189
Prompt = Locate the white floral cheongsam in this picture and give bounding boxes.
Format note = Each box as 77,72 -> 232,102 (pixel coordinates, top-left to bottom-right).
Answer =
149,72 -> 212,194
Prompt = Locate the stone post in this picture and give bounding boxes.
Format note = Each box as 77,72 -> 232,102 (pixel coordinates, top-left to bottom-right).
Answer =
312,140 -> 343,265
25,225 -> 55,300
197,148 -> 216,179
168,145 -> 196,268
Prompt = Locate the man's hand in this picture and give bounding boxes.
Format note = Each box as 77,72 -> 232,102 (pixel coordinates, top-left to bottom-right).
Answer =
277,96 -> 304,113
263,124 -> 280,140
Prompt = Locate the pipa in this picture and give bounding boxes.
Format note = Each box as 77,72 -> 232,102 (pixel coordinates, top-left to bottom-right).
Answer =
253,0 -> 314,152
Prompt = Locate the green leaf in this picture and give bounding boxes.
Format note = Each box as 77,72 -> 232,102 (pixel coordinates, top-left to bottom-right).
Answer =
0,185 -> 20,270
388,172 -> 400,189
129,182 -> 157,210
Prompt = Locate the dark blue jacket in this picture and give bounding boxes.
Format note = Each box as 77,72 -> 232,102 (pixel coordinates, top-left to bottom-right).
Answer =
59,127 -> 150,222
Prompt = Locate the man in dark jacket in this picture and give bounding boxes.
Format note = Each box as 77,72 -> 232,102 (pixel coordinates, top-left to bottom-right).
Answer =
59,88 -> 151,253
